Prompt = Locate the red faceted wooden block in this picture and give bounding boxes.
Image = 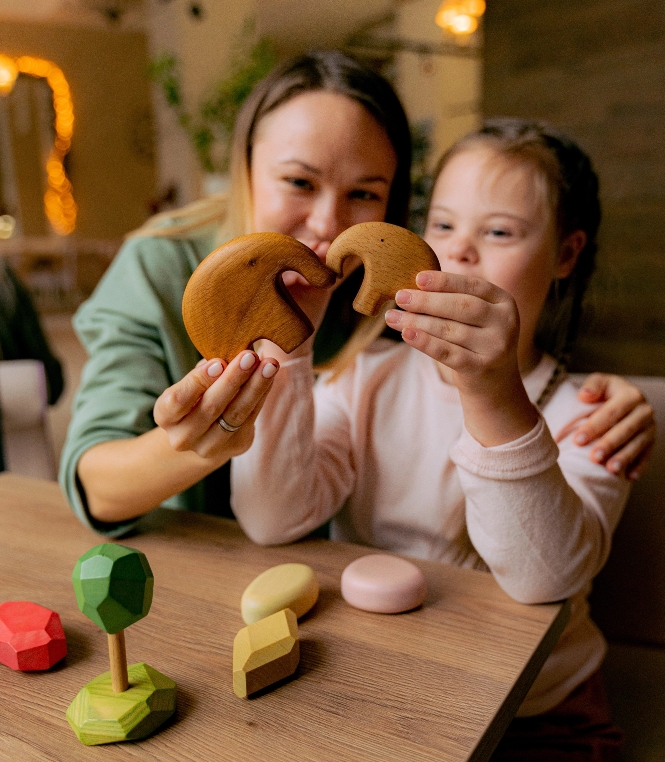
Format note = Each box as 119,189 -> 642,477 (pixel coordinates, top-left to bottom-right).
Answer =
0,601 -> 67,671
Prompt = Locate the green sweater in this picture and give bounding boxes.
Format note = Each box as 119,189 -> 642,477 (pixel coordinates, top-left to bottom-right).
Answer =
59,229 -> 231,536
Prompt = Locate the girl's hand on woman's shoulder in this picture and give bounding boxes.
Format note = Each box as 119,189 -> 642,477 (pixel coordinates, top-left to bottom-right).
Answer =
574,373 -> 656,480
153,351 -> 279,463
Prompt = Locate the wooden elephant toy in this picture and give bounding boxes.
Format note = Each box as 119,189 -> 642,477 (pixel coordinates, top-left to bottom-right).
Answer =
182,232 -> 337,363
325,221 -> 440,316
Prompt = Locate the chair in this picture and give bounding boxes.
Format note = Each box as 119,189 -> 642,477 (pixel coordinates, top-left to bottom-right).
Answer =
0,359 -> 57,480
570,374 -> 665,762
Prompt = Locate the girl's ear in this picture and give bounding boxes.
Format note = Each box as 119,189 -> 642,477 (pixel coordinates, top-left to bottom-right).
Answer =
557,230 -> 587,279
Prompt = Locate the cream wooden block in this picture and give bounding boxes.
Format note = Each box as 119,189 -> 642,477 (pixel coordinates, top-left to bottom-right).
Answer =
326,221 -> 440,316
241,563 -> 319,625
233,608 -> 299,698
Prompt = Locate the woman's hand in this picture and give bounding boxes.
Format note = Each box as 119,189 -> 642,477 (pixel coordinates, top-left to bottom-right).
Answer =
575,373 -> 655,480
154,351 -> 279,463
385,270 -> 539,446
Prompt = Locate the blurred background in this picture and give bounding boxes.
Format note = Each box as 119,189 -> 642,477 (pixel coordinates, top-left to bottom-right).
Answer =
0,0 -> 663,456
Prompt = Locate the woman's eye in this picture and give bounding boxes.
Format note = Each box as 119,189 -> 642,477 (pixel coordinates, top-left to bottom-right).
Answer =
349,189 -> 380,202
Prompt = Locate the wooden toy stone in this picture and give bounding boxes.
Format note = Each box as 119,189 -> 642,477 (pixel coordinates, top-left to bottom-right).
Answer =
326,221 -> 441,316
182,232 -> 336,364
0,601 -> 67,671
66,543 -> 176,746
341,554 -> 427,614
233,608 -> 299,698
241,563 -> 319,625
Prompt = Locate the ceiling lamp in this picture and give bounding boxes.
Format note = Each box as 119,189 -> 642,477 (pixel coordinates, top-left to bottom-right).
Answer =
435,0 -> 486,37
0,54 -> 77,235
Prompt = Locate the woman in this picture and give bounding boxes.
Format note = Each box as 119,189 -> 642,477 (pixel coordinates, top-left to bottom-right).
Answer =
60,50 -> 655,536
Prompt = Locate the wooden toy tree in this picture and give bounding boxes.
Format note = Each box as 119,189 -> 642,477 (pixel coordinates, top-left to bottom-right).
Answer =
66,543 -> 176,746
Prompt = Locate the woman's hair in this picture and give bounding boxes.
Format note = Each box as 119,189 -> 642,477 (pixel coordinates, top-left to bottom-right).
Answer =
129,50 -> 412,371
429,117 -> 602,366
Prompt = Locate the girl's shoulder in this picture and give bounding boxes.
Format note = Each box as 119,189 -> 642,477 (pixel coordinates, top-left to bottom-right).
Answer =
538,365 -> 599,444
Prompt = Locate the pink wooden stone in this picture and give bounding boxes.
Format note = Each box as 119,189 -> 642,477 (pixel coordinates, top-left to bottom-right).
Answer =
0,601 -> 67,671
340,554 -> 427,614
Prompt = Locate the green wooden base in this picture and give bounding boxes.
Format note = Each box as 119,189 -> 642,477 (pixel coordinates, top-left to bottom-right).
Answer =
66,662 -> 176,745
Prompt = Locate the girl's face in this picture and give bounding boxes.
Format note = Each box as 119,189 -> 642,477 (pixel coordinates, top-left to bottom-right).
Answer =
251,90 -> 397,286
424,145 -> 575,360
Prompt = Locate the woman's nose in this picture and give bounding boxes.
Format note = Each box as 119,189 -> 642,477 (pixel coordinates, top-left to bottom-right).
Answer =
306,194 -> 345,253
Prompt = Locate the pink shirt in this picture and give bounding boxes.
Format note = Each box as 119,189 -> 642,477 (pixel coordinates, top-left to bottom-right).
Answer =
231,340 -> 629,715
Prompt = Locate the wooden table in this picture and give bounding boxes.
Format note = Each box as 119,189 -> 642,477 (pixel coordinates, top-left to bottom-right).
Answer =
0,474 -> 569,762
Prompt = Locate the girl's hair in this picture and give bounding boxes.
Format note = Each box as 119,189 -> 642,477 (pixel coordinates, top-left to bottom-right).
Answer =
430,117 -> 602,366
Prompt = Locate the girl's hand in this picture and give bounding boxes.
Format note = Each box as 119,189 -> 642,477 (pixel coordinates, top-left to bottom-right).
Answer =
575,373 -> 655,480
386,270 -> 539,446
387,270 -> 521,396
153,351 -> 279,462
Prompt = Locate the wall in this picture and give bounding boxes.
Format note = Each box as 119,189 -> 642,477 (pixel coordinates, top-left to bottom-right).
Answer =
483,0 -> 665,375
0,20 -> 157,239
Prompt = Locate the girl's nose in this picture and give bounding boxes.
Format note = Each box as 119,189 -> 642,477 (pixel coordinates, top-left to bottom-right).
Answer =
445,234 -> 479,265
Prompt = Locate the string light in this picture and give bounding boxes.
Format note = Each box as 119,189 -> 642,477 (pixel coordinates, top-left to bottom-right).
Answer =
435,0 -> 486,38
0,54 -> 77,235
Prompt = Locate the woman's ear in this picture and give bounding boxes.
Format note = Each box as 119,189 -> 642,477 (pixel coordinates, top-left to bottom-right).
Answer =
557,230 -> 587,279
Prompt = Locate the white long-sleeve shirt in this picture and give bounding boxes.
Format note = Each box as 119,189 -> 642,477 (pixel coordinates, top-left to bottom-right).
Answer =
232,339 -> 629,716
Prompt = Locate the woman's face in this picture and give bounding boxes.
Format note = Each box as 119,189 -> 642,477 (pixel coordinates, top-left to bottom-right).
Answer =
250,91 -> 397,286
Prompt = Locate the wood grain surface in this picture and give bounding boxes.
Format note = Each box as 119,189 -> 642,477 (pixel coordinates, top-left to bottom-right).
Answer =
0,474 -> 569,762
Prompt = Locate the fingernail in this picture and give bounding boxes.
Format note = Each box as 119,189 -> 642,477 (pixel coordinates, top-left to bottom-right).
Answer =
416,272 -> 431,288
207,361 -> 223,378
575,432 -> 589,445
608,460 -> 621,473
240,353 -> 256,370
262,363 -> 278,379
395,290 -> 411,305
385,309 -> 402,325
403,327 -> 417,341
591,449 -> 605,462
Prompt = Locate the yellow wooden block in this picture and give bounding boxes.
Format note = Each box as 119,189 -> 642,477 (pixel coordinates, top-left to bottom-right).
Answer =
233,609 -> 299,698
241,563 -> 319,624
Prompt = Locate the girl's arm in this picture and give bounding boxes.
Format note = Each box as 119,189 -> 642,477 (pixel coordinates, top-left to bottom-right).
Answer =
451,387 -> 630,604
574,374 -> 655,479
231,353 -> 355,545
78,353 -> 277,523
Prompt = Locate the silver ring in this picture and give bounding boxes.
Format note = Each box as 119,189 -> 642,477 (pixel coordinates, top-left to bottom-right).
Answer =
217,415 -> 241,433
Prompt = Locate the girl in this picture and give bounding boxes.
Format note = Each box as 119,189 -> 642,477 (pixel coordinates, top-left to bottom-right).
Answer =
60,51 -> 652,538
231,119 -> 630,759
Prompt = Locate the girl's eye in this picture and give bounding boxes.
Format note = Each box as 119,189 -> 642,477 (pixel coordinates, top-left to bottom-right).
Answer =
430,220 -> 452,232
487,227 -> 513,238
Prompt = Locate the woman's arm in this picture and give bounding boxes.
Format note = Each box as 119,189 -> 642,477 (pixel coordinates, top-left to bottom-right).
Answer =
573,373 -> 655,479
78,353 -> 278,523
